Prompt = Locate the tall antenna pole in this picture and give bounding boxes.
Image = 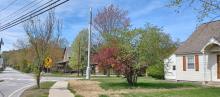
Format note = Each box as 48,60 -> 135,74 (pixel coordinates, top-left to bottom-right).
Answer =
86,8 -> 92,79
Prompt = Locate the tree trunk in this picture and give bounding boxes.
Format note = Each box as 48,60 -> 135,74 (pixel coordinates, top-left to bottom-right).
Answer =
107,67 -> 110,77
103,69 -> 107,75
77,66 -> 80,76
126,71 -> 137,86
116,71 -> 120,77
36,64 -> 43,88
81,69 -> 84,76
36,69 -> 41,88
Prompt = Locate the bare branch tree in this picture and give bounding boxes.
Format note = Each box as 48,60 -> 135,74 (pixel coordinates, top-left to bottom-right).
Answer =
169,0 -> 220,22
93,4 -> 130,41
23,10 -> 61,88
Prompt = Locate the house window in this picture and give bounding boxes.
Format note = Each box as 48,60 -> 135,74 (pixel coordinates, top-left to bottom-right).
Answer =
188,56 -> 195,69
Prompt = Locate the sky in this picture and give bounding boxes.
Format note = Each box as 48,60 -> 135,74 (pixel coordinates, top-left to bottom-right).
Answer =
0,0 -> 202,51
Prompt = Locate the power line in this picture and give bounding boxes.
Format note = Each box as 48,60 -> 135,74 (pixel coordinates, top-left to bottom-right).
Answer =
0,0 -> 69,31
0,0 -> 18,13
0,0 -> 43,23
1,0 -> 53,25
0,0 -> 56,29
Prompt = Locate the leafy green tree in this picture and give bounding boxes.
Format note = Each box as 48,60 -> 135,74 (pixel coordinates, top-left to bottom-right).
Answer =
70,29 -> 88,76
92,4 -> 177,84
138,24 -> 177,79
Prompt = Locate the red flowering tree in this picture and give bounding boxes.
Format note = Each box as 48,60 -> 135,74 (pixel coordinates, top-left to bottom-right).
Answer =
93,29 -> 141,85
93,44 -> 140,85
93,47 -> 119,77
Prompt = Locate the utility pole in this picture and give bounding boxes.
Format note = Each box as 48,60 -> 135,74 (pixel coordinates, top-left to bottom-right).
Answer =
0,38 -> 3,70
0,38 -> 3,58
86,8 -> 92,79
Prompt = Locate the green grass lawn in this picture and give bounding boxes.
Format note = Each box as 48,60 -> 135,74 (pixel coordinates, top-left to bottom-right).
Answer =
21,81 -> 55,97
93,77 -> 199,90
42,73 -> 87,79
124,87 -> 220,97
42,73 -> 78,77
68,76 -> 220,97
92,77 -> 220,97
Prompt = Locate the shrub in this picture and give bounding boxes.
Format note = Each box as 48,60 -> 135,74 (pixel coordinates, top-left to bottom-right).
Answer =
23,64 -> 32,73
147,63 -> 164,79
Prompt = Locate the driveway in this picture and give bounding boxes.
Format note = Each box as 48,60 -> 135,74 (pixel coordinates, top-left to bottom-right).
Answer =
0,67 -> 79,97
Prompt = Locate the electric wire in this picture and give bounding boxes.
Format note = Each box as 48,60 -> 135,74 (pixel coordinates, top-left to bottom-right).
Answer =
0,0 -> 18,14
0,0 -> 69,31
0,0 -> 44,24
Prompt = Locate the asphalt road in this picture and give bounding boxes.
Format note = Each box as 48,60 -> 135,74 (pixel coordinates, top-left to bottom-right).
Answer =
0,67 -> 79,97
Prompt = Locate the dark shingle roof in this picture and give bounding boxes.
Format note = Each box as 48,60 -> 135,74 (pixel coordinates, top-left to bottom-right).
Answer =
175,20 -> 220,54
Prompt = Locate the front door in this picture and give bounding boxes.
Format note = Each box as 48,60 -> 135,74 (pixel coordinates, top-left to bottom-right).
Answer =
217,55 -> 220,79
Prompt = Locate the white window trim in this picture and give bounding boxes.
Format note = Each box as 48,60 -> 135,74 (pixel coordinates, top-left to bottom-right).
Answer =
187,55 -> 195,70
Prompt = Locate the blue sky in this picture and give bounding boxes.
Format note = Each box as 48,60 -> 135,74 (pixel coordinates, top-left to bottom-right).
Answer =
0,0 -> 202,51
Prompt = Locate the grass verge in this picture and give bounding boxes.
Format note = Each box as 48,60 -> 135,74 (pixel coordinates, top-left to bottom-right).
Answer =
99,94 -> 109,97
123,87 -> 220,97
68,82 -> 84,97
68,77 -> 201,97
21,81 -> 55,97
93,77 -> 199,90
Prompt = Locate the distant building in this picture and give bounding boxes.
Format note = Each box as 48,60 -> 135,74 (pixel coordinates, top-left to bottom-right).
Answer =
56,47 -> 72,73
55,46 -> 99,74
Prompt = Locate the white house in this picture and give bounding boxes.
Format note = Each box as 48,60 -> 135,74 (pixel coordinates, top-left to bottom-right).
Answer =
165,20 -> 220,82
164,54 -> 176,80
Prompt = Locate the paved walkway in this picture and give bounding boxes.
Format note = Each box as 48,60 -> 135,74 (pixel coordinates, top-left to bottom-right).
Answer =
49,81 -> 74,97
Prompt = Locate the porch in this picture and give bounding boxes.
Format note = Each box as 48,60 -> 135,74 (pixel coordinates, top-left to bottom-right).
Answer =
202,37 -> 220,82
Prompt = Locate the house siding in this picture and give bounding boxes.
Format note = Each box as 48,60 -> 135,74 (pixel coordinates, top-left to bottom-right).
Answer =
164,54 -> 176,80
176,54 -> 205,81
165,53 -> 220,82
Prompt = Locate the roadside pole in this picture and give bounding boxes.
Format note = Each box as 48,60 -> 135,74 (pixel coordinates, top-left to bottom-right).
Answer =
86,8 -> 92,79
0,38 -> 3,70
